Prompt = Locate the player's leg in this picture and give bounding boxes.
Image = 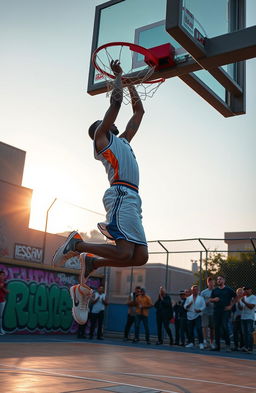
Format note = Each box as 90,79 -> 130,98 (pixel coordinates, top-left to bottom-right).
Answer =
76,239 -> 137,263
80,242 -> 148,281
53,232 -> 147,268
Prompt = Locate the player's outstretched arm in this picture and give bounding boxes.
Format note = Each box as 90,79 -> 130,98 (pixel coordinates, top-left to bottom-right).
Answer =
95,60 -> 123,151
119,85 -> 144,143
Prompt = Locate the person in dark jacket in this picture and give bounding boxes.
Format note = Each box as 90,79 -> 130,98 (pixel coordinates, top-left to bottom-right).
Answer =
154,286 -> 173,345
173,290 -> 189,346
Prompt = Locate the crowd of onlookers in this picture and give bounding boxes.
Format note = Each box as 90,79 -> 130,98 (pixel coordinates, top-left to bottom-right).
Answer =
4,267 -> 255,353
1,267 -> 255,353
122,275 -> 256,353
81,275 -> 255,354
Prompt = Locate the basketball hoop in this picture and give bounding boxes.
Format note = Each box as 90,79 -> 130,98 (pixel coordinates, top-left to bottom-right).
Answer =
92,41 -> 170,104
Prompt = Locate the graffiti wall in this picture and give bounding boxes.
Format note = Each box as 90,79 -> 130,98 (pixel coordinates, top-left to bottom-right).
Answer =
0,263 -> 101,334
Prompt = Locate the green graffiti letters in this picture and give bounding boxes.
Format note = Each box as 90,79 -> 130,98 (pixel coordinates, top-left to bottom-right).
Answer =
4,280 -> 73,332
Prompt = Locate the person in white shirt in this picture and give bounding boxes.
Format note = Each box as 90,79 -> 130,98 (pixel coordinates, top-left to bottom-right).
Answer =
184,285 -> 206,350
89,286 -> 108,340
240,286 -> 256,353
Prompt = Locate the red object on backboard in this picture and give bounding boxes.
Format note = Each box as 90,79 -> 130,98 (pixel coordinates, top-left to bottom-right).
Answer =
144,43 -> 176,69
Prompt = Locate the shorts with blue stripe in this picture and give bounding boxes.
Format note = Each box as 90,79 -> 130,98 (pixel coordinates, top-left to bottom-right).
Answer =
101,183 -> 147,246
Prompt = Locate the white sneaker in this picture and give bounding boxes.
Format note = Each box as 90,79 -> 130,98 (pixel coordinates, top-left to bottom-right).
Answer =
199,343 -> 204,350
69,284 -> 93,325
0,328 -> 5,335
185,343 -> 194,348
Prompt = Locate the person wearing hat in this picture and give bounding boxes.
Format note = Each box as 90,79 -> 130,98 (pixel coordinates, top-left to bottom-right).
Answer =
240,286 -> 256,353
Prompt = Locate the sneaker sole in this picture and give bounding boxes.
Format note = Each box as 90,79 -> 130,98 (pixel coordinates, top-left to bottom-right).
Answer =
52,231 -> 79,266
80,253 -> 95,282
69,285 -> 87,325
97,223 -> 114,240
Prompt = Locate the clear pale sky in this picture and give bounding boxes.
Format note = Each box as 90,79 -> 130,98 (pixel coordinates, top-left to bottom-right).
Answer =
1,1 -> 255,261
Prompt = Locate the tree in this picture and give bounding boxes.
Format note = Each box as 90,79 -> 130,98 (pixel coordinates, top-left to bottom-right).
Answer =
198,251 -> 256,291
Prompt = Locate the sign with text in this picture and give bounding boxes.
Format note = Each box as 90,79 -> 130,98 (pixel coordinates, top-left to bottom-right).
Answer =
14,243 -> 43,263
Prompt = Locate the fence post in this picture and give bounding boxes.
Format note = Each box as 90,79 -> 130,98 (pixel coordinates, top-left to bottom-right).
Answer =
199,251 -> 203,291
158,241 -> 169,290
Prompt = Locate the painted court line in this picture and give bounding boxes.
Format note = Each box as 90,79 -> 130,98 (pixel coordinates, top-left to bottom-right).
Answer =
0,364 -> 178,393
121,372 -> 256,390
1,365 -> 255,391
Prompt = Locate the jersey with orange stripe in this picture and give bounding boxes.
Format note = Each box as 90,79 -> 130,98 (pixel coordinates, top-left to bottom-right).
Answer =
94,134 -> 139,188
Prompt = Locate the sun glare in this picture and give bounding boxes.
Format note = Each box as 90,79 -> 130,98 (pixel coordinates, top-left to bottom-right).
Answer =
29,189 -> 104,235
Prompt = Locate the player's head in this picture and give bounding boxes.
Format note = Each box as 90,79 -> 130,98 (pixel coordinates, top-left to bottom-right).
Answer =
88,120 -> 119,140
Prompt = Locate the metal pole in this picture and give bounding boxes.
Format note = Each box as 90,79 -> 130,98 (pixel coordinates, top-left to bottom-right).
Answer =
205,250 -> 208,277
198,238 -> 208,285
250,238 -> 256,253
158,241 -> 169,290
42,198 -> 57,263
199,251 -> 203,291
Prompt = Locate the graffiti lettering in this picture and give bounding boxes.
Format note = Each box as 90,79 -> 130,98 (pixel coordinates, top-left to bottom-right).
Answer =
4,280 -> 72,332
14,244 -> 43,263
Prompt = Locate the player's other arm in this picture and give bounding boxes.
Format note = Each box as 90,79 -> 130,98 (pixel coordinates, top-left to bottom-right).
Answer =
119,85 -> 144,143
95,60 -> 123,152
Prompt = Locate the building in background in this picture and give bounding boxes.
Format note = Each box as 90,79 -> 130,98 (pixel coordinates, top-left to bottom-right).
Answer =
225,231 -> 256,258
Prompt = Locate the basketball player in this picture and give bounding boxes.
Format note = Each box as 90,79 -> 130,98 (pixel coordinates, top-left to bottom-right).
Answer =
53,60 -> 148,324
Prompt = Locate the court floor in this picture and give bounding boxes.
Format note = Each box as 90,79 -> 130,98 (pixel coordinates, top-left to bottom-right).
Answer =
0,335 -> 255,393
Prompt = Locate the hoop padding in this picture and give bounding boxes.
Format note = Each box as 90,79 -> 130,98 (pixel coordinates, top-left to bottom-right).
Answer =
92,42 -> 165,104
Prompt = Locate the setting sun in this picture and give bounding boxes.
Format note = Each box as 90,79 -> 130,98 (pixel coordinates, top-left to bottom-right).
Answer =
29,189 -> 104,235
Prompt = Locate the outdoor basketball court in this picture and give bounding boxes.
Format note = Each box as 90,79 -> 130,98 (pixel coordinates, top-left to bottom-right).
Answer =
1,1 -> 255,392
0,335 -> 256,393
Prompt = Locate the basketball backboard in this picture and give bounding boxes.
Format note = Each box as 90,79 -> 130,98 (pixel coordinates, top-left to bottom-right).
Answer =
88,0 -> 256,117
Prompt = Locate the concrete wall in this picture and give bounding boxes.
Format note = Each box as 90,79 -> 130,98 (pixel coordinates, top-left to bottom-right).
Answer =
0,142 -> 25,186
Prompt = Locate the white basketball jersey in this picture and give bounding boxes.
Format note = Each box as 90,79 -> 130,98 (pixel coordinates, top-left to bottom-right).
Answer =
94,134 -> 139,189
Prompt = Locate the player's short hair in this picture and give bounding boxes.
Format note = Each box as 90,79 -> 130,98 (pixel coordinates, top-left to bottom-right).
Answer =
88,120 -> 119,140
88,120 -> 102,140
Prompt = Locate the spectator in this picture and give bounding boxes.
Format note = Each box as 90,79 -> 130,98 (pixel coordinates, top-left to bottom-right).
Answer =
154,286 -> 173,345
240,286 -> 256,353
89,285 -> 108,340
185,288 -> 192,297
133,288 -> 153,344
231,288 -> 244,351
123,286 -> 141,341
201,277 -> 215,349
210,275 -> 237,352
184,285 -> 206,350
173,290 -> 188,346
0,270 -> 9,335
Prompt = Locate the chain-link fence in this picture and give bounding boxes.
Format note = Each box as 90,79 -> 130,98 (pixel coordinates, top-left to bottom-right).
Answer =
105,237 -> 256,306
43,201 -> 255,310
